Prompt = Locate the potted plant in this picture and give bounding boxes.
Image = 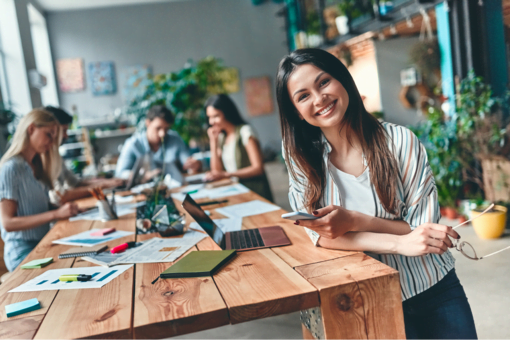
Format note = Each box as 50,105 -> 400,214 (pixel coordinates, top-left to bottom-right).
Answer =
0,102 -> 15,126
411,106 -> 463,218
471,204 -> 507,239
127,56 -> 229,148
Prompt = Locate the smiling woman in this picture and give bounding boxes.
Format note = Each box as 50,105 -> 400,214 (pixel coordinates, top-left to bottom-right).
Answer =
276,48 -> 477,339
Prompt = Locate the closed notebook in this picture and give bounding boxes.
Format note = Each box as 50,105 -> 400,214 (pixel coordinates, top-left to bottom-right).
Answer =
21,258 -> 53,269
160,250 -> 236,278
58,245 -> 108,259
5,298 -> 41,318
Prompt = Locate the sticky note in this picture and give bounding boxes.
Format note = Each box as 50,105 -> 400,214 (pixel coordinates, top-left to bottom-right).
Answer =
21,258 -> 53,269
5,298 -> 41,317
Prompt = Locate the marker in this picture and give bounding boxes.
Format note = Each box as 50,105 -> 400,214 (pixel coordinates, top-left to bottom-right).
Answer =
59,274 -> 92,282
110,241 -> 140,254
184,189 -> 199,195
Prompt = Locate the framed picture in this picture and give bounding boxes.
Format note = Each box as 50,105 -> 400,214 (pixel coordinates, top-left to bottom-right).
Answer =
121,64 -> 152,104
89,61 -> 116,95
56,58 -> 85,93
244,76 -> 273,116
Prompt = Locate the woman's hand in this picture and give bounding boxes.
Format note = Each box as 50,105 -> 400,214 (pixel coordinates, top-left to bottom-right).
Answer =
204,170 -> 228,182
207,126 -> 221,142
183,158 -> 201,174
99,178 -> 125,189
141,168 -> 161,183
396,223 -> 460,256
294,205 -> 355,239
54,202 -> 79,220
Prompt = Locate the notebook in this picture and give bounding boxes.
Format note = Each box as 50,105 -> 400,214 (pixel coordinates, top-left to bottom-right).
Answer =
5,298 -> 41,318
58,245 -> 108,259
160,250 -> 236,278
20,258 -> 53,269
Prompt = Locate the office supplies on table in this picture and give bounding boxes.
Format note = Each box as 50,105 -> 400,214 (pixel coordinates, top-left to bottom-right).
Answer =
160,250 -> 236,278
90,228 -> 116,236
58,245 -> 108,259
21,258 -> 53,269
59,274 -> 92,282
110,241 -> 140,254
82,235 -> 206,267
9,265 -> 133,292
182,195 -> 291,251
281,212 -> 318,221
215,199 -> 280,219
52,229 -> 133,247
69,201 -> 144,222
198,199 -> 229,206
5,298 -> 41,317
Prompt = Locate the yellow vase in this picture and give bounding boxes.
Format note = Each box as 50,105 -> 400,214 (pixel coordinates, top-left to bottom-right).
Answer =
471,205 -> 507,239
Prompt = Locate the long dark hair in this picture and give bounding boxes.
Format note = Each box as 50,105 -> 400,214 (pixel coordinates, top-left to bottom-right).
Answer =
205,94 -> 246,126
276,48 -> 398,214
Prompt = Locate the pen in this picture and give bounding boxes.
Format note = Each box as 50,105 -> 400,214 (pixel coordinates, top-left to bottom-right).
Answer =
183,189 -> 199,195
198,199 -> 229,206
59,274 -> 92,282
110,241 -> 140,254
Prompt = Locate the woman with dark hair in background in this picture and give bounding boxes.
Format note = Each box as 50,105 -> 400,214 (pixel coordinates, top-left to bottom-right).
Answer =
205,94 -> 273,201
276,48 -> 476,339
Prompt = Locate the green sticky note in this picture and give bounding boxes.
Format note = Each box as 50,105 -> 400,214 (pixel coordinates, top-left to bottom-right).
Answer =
5,298 -> 41,317
20,258 -> 53,269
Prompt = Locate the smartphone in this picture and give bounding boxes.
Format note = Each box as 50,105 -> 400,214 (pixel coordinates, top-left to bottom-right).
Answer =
281,211 -> 318,221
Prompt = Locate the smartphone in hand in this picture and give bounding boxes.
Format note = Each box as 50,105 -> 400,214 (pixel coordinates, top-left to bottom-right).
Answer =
281,211 -> 318,221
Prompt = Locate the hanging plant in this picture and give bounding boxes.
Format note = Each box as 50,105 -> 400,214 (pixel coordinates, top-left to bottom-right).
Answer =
409,38 -> 440,79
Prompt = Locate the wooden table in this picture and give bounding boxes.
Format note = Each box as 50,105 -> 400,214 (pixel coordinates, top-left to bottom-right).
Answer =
0,190 -> 405,339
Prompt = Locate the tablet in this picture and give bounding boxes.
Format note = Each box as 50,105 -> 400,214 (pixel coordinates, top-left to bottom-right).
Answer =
281,211 -> 318,221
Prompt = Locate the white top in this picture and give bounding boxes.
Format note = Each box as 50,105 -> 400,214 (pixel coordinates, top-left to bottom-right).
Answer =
221,125 -> 258,173
328,160 -> 376,216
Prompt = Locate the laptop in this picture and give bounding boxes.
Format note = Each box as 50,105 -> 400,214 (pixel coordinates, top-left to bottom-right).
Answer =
182,194 -> 291,251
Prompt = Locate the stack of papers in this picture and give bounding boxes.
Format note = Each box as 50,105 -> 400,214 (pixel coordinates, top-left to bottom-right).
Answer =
215,200 -> 280,219
21,258 -> 53,269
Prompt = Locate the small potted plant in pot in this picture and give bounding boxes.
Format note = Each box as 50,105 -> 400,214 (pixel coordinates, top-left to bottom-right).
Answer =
471,203 -> 507,239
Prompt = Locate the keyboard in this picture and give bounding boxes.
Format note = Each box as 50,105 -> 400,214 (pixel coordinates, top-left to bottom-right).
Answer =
229,229 -> 265,249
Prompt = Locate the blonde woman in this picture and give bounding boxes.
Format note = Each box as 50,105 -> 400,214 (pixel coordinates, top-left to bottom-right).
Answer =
0,109 -> 78,271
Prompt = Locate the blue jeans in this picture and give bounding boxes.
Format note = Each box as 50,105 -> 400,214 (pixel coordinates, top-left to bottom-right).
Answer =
403,269 -> 477,339
4,239 -> 39,272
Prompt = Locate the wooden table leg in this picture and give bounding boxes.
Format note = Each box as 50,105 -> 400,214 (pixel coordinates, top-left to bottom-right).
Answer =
296,253 -> 406,339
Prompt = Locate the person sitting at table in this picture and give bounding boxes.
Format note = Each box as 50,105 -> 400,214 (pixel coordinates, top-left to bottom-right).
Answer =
115,105 -> 201,182
0,109 -> 79,272
276,48 -> 476,339
44,106 -> 125,204
204,94 -> 273,201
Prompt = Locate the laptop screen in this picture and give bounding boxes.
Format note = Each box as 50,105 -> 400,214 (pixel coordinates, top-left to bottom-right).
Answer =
182,194 -> 226,249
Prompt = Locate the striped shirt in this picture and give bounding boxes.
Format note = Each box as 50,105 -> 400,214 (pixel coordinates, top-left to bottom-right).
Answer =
285,122 -> 455,301
0,156 -> 51,243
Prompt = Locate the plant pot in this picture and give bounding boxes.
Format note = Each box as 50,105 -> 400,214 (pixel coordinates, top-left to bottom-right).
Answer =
458,215 -> 467,224
335,16 -> 349,35
443,207 -> 458,219
471,205 -> 507,239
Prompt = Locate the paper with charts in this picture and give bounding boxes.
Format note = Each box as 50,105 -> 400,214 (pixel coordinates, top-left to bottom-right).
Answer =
215,200 -> 280,218
52,229 -> 134,247
9,265 -> 132,292
82,234 -> 207,267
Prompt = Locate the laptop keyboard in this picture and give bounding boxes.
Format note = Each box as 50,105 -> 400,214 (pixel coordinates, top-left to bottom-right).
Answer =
230,229 -> 265,249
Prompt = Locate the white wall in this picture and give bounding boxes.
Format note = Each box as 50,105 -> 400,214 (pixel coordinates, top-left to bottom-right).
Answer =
46,0 -> 288,150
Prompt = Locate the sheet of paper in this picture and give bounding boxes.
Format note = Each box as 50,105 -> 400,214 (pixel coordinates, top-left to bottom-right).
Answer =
184,173 -> 207,183
83,232 -> 207,267
171,184 -> 250,202
9,265 -> 132,292
52,229 -> 134,247
189,217 -> 243,233
215,200 -> 280,219
108,194 -> 134,203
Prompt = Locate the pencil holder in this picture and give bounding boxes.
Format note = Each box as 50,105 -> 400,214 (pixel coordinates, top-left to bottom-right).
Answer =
96,200 -> 117,221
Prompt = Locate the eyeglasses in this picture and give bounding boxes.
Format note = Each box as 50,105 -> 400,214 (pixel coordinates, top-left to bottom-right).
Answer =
451,204 -> 510,261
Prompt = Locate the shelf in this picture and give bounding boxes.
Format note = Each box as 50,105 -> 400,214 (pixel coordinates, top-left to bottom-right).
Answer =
93,127 -> 136,139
